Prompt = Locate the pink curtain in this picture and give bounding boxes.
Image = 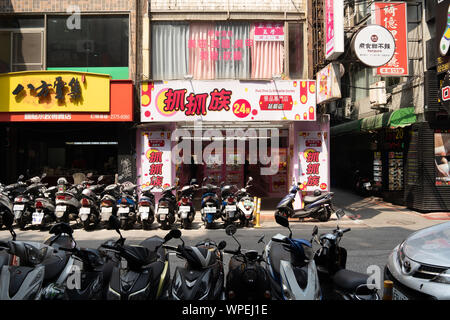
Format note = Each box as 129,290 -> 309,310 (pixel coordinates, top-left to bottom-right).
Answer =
250,24 -> 284,79
189,23 -> 216,80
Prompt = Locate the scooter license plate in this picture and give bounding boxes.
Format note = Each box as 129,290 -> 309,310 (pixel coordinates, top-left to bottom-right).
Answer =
179,206 -> 190,212
101,212 -> 112,221
139,206 -> 150,213
80,213 -> 89,222
181,211 -> 188,219
364,182 -> 371,188
56,205 -> 66,212
13,204 -> 24,211
32,212 -> 44,225
226,205 -> 236,212
101,207 -> 113,213
158,208 -> 169,215
118,207 -> 129,214
204,207 -> 216,214
140,212 -> 149,220
80,207 -> 90,214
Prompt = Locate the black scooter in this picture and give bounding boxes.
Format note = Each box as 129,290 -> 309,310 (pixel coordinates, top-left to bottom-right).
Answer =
176,179 -> 198,230
276,181 -> 335,222
156,184 -> 178,230
223,224 -> 272,300
100,215 -> 174,300
165,232 -> 227,300
313,209 -> 380,300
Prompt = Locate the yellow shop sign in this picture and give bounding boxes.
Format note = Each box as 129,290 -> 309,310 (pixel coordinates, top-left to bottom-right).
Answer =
0,71 -> 110,112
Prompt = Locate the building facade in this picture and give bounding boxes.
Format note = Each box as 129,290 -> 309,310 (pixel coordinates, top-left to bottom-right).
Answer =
0,0 -> 139,185
137,0 -> 330,205
319,0 -> 449,211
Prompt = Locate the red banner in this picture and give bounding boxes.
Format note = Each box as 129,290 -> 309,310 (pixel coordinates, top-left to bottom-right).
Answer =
372,2 -> 408,76
258,95 -> 293,111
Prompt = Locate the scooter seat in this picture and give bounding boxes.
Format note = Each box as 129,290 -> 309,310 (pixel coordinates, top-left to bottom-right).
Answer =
332,269 -> 370,292
303,194 -> 326,204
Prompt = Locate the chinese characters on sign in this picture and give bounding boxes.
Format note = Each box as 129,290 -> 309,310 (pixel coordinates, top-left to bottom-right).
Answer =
254,22 -> 284,41
141,132 -> 172,191
372,2 -> 408,76
12,76 -> 82,101
163,88 -> 232,116
298,131 -> 329,192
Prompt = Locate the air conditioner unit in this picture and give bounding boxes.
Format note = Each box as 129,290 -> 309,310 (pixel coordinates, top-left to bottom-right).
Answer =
343,97 -> 353,119
370,81 -> 387,106
77,40 -> 95,53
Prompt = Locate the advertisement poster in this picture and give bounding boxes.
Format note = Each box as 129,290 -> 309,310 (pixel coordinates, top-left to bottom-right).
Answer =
141,80 -> 316,122
268,148 -> 288,195
298,131 -> 329,192
316,62 -> 342,104
325,0 -> 344,60
140,131 -> 172,191
372,2 -> 409,76
435,130 -> 450,186
388,152 -> 404,191
373,151 -> 382,188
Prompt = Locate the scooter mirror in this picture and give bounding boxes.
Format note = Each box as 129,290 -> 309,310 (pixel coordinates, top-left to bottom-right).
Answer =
18,174 -> 25,182
41,172 -> 47,179
190,179 -> 197,185
2,211 -> 14,229
225,224 -> 237,236
275,214 -> 290,228
336,209 -> 345,220
247,177 -> 253,183
109,215 -> 121,231
257,235 -> 265,244
202,177 -> 208,183
98,175 -> 104,182
167,228 -> 182,241
218,241 -> 227,251
312,225 -> 319,237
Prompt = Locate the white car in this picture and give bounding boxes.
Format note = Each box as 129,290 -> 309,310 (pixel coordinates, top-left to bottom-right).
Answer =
385,221 -> 450,300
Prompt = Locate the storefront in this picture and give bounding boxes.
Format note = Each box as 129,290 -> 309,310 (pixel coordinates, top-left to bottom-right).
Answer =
0,71 -> 134,185
331,107 -> 416,206
138,80 -> 330,206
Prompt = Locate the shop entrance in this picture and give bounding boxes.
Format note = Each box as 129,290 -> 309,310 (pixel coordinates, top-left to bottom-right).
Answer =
175,124 -> 290,198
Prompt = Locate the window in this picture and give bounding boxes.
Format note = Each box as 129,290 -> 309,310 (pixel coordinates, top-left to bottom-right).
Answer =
151,21 -> 292,80
0,16 -> 45,73
46,15 -> 129,68
288,22 -> 304,78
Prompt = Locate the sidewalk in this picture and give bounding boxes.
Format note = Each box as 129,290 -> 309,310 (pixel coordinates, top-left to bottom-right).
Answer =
255,188 -> 450,230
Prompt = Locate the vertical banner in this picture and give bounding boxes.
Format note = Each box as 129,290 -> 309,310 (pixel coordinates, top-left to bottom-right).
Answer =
140,131 -> 172,191
372,2 -> 409,76
325,0 -> 344,60
298,131 -> 329,192
435,130 -> 450,186
118,155 -> 136,183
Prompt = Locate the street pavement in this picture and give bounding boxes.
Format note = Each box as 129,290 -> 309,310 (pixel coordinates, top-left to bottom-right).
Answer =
0,187 -> 448,291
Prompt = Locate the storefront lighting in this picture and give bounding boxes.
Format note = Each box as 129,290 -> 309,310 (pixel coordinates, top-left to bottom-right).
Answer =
65,142 -> 119,145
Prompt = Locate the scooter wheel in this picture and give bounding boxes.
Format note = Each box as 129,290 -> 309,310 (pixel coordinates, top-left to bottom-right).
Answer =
205,222 -> 214,229
318,210 -> 331,222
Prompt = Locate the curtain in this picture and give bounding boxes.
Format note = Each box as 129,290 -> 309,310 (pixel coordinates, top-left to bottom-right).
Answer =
189,22 -> 216,80
214,22 -> 251,79
250,24 -> 284,79
151,22 -> 189,80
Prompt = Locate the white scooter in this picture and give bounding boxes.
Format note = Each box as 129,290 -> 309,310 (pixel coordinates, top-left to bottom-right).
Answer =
263,214 -> 321,300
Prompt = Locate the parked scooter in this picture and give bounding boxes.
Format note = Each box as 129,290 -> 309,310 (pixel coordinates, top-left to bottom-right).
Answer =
100,215 -> 174,300
223,224 -> 272,300
79,176 -> 105,230
276,181 -> 335,222
200,178 -> 221,229
137,186 -> 156,230
99,182 -> 121,229
0,213 -> 77,300
313,209 -> 380,300
353,170 -> 373,197
220,183 -> 239,227
0,186 -> 14,230
164,232 -> 227,300
156,182 -> 178,230
13,175 -> 42,229
117,181 -> 138,230
176,179 -> 198,229
236,177 -> 255,228
55,177 -> 83,223
264,214 -> 321,300
32,184 -> 58,230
